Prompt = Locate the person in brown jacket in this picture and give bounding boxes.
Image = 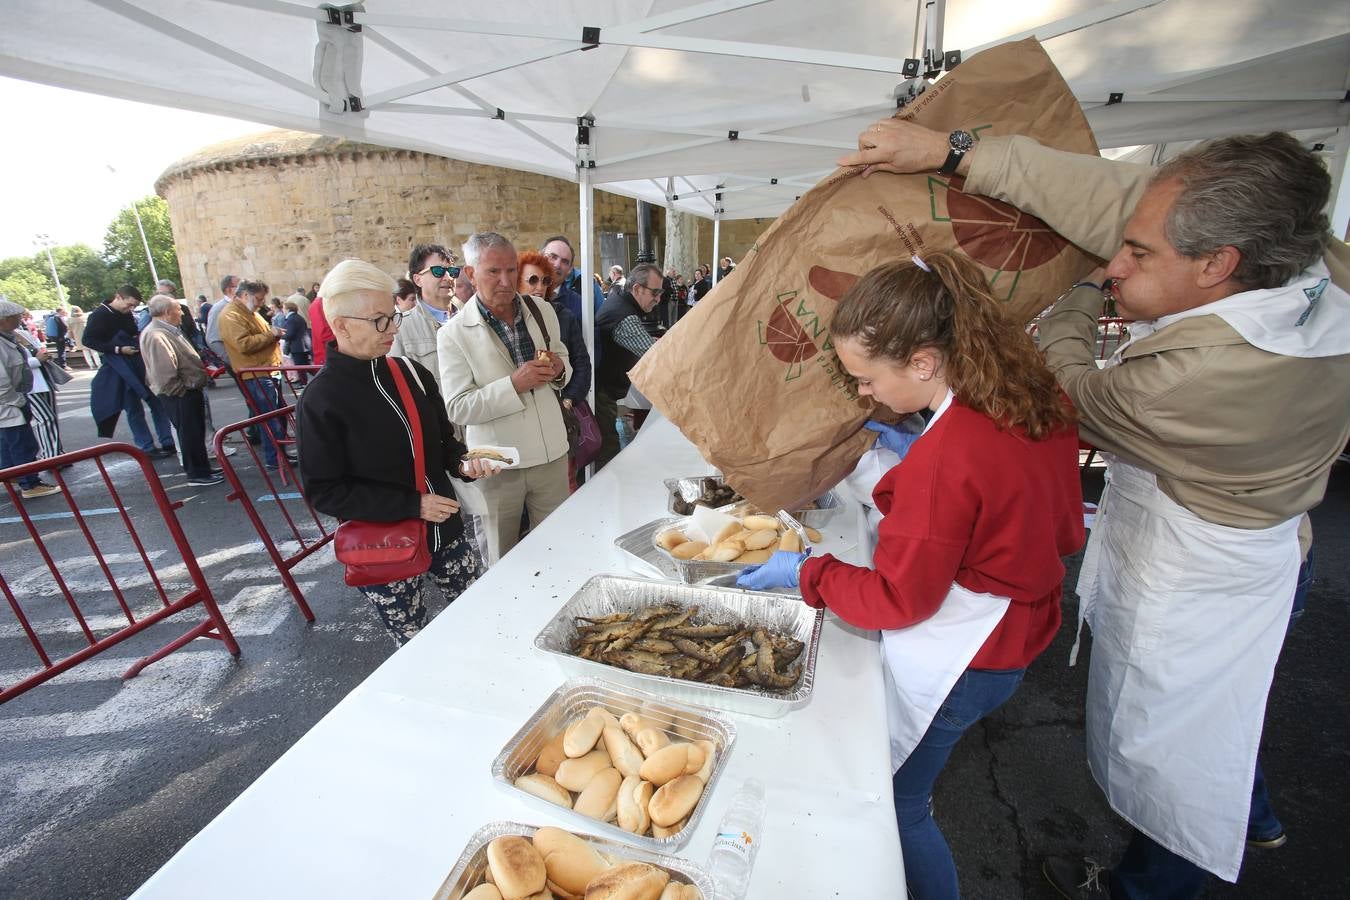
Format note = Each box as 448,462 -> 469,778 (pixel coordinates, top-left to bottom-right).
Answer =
842,123 -> 1350,898
140,295 -> 221,486
219,280 -> 292,469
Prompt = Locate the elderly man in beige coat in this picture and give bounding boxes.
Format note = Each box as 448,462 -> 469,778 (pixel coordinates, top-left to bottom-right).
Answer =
843,123 -> 1350,898
438,232 -> 571,564
140,295 -> 222,486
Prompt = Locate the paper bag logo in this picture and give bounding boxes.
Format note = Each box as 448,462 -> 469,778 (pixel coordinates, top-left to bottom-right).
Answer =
757,266 -> 861,402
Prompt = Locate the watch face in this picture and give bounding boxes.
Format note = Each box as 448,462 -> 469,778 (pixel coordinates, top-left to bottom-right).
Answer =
949,130 -> 975,152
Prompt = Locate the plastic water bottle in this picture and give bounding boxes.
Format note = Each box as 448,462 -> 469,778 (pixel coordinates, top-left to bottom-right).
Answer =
707,778 -> 766,900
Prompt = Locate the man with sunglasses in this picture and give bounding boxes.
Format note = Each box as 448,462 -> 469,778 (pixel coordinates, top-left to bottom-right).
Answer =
390,244 -> 461,376
595,262 -> 663,469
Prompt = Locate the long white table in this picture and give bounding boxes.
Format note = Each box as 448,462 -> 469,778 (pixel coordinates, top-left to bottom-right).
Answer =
131,416 -> 904,898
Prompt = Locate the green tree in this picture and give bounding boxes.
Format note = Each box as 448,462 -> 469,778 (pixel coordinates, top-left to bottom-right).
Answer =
102,194 -> 181,294
53,244 -> 121,310
0,255 -> 57,310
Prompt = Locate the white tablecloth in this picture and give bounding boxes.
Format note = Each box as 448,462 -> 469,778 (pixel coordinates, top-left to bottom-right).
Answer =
131,416 -> 904,899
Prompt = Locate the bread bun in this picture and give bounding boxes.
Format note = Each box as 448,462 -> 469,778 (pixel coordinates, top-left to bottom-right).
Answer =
486,835 -> 546,899
692,740 -> 715,783
778,530 -> 803,552
669,541 -> 708,560
583,862 -> 670,900
638,744 -> 693,786
573,766 -> 622,822
515,773 -> 573,808
656,531 -> 687,551
707,543 -> 743,563
535,731 -> 568,777
741,529 -> 779,551
712,522 -> 743,545
650,817 -> 686,839
633,727 -> 670,758
741,514 -> 779,532
648,775 -> 704,827
736,548 -> 774,564
564,707 -> 613,758
805,526 -> 823,542
659,885 -> 702,900
549,880 -> 584,900
619,712 -> 658,741
602,724 -> 646,778
532,827 -> 608,897
554,749 -> 612,792
463,884 -> 503,900
617,774 -> 653,835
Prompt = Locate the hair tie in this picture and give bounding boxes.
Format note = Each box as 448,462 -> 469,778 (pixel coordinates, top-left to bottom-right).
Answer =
911,254 -> 931,273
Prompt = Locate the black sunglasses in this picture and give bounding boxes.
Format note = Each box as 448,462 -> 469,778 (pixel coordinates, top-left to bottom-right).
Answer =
525,274 -> 552,286
417,264 -> 460,279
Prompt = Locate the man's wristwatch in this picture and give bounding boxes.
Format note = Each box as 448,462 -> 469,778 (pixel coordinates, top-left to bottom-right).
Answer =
938,130 -> 976,176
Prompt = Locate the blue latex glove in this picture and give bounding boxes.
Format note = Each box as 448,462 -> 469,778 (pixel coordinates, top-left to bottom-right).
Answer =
864,419 -> 921,458
737,550 -> 809,591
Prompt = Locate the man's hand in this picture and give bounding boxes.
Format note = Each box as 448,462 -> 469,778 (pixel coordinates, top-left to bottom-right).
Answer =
418,493 -> 460,523
510,358 -> 556,393
836,119 -> 954,179
34,347 -> 49,361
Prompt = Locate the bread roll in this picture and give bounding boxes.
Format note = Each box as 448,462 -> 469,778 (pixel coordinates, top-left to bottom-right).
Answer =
778,530 -> 803,553
741,529 -> 779,551
523,891 -> 553,900
602,724 -> 646,778
712,522 -> 743,545
535,731 -> 568,777
583,862 -> 670,900
692,740 -> 715,783
656,531 -> 687,551
741,514 -> 779,532
532,827 -> 609,897
515,773 -> 573,808
669,541 -> 708,560
650,817 -> 686,839
486,835 -> 547,899
659,885 -> 702,900
573,766 -> 622,822
617,774 -> 653,835
727,528 -> 756,545
463,884 -> 503,900
633,727 -> 670,758
691,547 -> 713,561
805,526 -> 823,542
736,548 -> 774,565
619,712 -> 658,741
648,774 -> 705,827
638,743 -> 694,786
555,749 -> 612,792
548,880 -> 584,900
563,707 -> 609,758
707,542 -> 743,563
682,742 -> 705,776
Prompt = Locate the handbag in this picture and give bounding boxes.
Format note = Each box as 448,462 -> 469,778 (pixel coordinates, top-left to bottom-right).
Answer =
520,295 -> 582,455
571,398 -> 602,469
333,357 -> 432,587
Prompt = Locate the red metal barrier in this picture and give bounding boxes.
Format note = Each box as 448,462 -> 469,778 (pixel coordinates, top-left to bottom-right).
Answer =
0,443 -> 240,704
213,406 -> 332,622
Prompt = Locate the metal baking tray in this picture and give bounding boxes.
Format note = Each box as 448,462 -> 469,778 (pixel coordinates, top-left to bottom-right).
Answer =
664,474 -> 842,528
432,820 -> 713,900
614,516 -> 802,592
534,574 -> 823,718
491,678 -> 735,852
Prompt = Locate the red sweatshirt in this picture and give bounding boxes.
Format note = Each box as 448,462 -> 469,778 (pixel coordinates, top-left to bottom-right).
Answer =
308,296 -> 333,366
800,398 -> 1085,670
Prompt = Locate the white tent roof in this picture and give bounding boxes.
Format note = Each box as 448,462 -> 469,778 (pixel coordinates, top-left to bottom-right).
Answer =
3,0 -> 1348,222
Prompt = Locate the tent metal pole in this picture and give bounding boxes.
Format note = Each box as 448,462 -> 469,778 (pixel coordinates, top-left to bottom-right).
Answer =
1328,131 -> 1350,241
579,168 -> 597,409
711,210 -> 722,287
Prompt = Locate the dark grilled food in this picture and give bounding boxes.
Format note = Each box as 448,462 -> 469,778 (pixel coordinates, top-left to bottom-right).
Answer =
671,477 -> 744,515
571,604 -> 805,691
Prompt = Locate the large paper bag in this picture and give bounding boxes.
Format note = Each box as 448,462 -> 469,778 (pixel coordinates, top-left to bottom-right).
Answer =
630,38 -> 1100,514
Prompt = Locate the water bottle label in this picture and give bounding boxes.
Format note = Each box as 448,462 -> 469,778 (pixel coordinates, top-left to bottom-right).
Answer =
712,829 -> 756,861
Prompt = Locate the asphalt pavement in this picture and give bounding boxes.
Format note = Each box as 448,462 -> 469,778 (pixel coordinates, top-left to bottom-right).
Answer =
0,367 -> 1346,899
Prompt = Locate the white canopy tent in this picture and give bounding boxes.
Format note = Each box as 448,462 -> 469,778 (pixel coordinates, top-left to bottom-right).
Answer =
3,0 -> 1348,352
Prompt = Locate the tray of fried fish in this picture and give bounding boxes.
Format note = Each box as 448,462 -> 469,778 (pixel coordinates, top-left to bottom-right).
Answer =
534,574 -> 823,718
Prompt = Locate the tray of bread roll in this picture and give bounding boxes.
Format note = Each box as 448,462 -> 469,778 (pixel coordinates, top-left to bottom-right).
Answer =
534,575 -> 823,718
492,679 -> 734,852
614,511 -> 822,590
432,821 -> 711,900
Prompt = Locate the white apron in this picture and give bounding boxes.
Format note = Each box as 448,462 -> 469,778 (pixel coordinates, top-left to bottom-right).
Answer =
1075,461 -> 1299,881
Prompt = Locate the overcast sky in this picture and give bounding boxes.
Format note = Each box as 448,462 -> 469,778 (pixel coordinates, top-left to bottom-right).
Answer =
0,76 -> 266,261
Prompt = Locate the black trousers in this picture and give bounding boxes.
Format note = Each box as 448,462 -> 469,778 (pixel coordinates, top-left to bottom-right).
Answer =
161,389 -> 211,477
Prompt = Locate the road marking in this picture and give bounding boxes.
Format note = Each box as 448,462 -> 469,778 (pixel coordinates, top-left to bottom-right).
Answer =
0,507 -> 121,525
256,492 -> 304,501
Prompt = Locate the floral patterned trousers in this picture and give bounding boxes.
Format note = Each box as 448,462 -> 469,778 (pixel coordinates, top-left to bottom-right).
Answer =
357,532 -> 481,645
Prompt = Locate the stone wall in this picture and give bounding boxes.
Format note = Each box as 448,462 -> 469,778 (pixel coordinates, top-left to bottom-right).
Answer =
694,217 -> 769,272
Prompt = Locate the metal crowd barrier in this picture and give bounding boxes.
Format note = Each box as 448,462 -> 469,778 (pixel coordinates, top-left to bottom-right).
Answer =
0,443 -> 240,704
213,406 -> 332,623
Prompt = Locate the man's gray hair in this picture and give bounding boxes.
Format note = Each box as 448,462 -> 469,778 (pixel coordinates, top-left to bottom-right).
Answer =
156,279 -> 178,294
462,232 -> 515,268
1153,133 -> 1330,290
148,294 -> 178,317
628,262 -> 662,292
219,274 -> 238,294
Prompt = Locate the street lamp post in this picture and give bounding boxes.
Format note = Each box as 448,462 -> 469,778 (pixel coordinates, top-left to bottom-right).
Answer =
106,164 -> 160,285
32,233 -> 66,305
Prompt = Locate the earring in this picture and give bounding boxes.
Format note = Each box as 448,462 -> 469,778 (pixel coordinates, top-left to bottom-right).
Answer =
919,373 -> 931,381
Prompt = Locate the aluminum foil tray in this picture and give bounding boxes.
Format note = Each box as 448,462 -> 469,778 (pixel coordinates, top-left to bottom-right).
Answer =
614,517 -> 800,593
534,574 -> 823,718
432,820 -> 713,900
491,678 -> 735,852
664,474 -> 842,528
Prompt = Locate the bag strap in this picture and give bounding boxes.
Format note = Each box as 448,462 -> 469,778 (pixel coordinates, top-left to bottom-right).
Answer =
384,357 -> 427,494
520,294 -> 552,350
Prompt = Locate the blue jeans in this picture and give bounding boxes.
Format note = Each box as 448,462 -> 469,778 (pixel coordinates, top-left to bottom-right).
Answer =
893,667 -> 1026,900
242,376 -> 287,466
123,388 -> 175,452
0,411 -> 42,489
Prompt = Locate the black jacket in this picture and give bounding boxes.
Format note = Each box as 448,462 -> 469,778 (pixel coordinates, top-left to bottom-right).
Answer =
297,347 -> 472,551
548,299 -> 592,403
82,301 -> 141,356
596,291 -> 645,396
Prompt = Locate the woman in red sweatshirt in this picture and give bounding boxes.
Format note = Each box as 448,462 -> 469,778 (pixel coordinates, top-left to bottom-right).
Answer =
739,251 -> 1085,899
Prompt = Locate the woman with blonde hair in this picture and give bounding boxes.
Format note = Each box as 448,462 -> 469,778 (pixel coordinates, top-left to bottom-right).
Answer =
739,251 -> 1084,899
297,258 -> 499,645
